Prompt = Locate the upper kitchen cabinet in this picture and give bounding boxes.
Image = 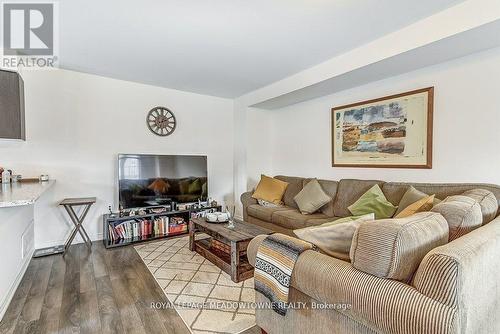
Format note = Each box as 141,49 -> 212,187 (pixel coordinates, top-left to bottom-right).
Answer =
0,69 -> 25,140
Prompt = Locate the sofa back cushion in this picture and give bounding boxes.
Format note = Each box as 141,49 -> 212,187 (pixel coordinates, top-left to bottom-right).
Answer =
275,175 -> 304,209
333,179 -> 384,217
382,182 -> 500,208
462,189 -> 498,224
303,178 -> 338,216
350,212 -> 449,282
431,195 -> 483,241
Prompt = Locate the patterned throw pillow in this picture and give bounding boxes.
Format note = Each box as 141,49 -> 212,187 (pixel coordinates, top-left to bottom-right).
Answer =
257,199 -> 281,207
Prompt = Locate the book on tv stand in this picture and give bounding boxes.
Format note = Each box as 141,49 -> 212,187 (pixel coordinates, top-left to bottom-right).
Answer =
103,203 -> 221,249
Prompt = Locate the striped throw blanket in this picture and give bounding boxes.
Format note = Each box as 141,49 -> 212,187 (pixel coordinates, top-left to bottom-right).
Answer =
254,233 -> 314,316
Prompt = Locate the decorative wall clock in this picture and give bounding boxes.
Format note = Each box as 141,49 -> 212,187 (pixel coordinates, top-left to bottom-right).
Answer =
146,106 -> 176,136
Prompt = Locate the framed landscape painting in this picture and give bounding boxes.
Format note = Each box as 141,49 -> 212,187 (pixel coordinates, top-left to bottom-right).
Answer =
332,87 -> 433,168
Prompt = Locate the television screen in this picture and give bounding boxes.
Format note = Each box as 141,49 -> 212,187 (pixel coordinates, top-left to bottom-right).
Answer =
118,154 -> 208,209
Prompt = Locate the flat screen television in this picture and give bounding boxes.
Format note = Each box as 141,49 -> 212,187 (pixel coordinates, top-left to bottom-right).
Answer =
118,154 -> 208,209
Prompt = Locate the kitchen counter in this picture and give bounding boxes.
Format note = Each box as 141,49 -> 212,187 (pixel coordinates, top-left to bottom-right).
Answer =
0,180 -> 56,319
0,180 -> 55,208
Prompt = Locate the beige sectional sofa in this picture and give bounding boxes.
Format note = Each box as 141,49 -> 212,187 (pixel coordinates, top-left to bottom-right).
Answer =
241,176 -> 500,334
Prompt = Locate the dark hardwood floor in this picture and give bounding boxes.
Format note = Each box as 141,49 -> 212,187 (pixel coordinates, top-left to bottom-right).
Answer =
0,241 -> 261,334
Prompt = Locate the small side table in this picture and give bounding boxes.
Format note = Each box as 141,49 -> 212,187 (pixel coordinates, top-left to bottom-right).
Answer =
60,197 -> 95,255
33,197 -> 96,258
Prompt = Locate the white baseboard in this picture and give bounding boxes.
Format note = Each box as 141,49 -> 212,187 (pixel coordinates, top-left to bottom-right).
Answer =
0,248 -> 34,322
36,233 -> 103,250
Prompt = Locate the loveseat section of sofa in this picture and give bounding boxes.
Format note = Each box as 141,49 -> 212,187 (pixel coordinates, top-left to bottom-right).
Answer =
247,214 -> 500,334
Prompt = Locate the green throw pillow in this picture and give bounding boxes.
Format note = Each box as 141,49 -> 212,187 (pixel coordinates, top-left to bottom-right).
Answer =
348,184 -> 397,219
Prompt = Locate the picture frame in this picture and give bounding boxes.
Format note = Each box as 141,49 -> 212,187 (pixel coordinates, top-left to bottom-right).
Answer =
331,87 -> 433,169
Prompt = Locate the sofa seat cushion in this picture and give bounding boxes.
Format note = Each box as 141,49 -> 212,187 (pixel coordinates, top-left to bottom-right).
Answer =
305,217 -> 341,225
333,179 -> 385,217
462,189 -> 498,224
272,209 -> 330,230
350,212 -> 449,282
247,204 -> 290,222
431,195 -> 482,241
247,216 -> 294,236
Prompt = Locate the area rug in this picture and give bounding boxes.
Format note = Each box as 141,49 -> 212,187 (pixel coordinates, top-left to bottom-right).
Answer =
135,235 -> 256,334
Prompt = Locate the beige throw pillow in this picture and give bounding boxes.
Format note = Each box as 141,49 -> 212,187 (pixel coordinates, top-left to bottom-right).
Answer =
293,179 -> 332,214
293,213 -> 375,261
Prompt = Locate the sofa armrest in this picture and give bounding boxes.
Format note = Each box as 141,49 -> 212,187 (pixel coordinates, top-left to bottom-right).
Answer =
247,235 -> 457,334
411,216 -> 500,333
241,191 -> 257,221
247,234 -> 267,267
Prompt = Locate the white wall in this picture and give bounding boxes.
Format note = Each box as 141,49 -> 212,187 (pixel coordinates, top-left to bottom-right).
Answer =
261,47 -> 500,186
232,106 -> 273,219
0,69 -> 234,248
245,108 -> 273,188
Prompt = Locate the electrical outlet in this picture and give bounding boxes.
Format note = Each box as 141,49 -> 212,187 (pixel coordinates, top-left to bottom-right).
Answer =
22,221 -> 34,259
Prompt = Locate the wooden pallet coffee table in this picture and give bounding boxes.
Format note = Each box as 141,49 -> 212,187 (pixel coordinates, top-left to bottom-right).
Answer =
189,218 -> 272,282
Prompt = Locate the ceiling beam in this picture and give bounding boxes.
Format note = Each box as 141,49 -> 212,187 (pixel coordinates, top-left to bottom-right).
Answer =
236,0 -> 500,109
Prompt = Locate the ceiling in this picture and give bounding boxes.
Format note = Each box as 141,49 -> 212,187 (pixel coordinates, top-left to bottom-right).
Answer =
59,0 -> 465,98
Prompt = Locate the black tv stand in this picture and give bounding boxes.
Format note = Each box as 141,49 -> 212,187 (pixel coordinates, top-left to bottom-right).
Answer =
103,204 -> 221,249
